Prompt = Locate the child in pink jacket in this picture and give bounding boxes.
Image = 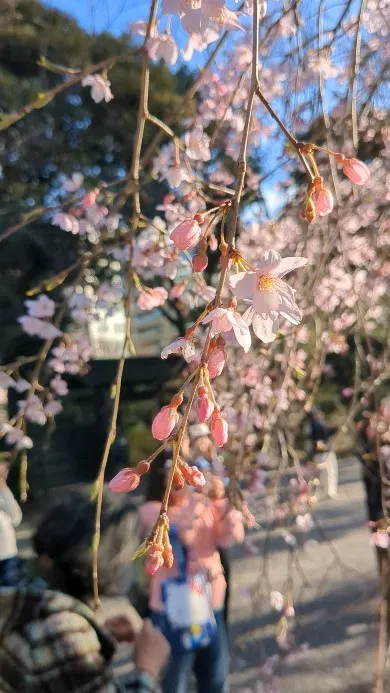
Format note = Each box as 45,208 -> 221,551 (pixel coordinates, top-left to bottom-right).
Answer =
139,447 -> 244,693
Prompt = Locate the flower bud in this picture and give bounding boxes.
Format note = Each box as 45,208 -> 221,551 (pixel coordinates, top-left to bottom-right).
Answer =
312,186 -> 334,216
207,347 -> 227,379
152,405 -> 178,440
192,253 -> 208,272
109,468 -> 140,493
210,409 -> 228,447
195,386 -> 214,423
170,219 -> 202,251
341,157 -> 370,185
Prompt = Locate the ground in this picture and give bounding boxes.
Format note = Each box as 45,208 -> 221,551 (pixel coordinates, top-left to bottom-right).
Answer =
16,457 -> 388,692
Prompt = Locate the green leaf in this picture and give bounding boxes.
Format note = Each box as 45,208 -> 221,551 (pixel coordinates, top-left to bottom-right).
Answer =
131,539 -> 150,561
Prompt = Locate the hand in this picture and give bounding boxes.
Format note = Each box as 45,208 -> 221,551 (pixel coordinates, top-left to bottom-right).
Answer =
104,615 -> 135,643
134,618 -> 170,679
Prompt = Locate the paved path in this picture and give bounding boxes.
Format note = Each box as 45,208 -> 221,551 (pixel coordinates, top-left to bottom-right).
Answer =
16,457 -> 388,692
228,457 -> 388,692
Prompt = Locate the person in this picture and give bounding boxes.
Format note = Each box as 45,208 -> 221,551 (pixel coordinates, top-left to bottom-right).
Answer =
305,405 -> 338,498
0,458 -> 23,586
139,449 -> 244,693
189,425 -> 231,626
0,490 -> 170,693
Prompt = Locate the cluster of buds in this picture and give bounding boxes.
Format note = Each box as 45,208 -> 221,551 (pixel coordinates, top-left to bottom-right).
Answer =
152,392 -> 183,440
300,150 -> 370,223
145,514 -> 174,575
173,457 -> 206,491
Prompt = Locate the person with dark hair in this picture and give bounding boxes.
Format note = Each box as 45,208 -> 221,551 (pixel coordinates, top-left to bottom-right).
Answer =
139,447 -> 244,693
0,490 -> 170,693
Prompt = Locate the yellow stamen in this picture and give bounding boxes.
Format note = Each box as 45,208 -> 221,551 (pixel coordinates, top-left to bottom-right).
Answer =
257,273 -> 276,292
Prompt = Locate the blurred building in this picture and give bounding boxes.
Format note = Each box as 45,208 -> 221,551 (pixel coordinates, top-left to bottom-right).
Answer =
87,306 -> 177,359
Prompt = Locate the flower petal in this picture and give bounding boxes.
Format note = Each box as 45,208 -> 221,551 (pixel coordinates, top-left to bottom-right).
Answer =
252,314 -> 279,343
231,314 -> 252,352
271,256 -> 308,277
229,271 -> 257,300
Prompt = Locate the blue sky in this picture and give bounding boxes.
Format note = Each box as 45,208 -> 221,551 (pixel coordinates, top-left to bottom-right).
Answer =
44,0 -> 151,35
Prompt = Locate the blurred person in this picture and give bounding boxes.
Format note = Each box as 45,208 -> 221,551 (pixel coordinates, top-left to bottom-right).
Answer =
139,450 -> 244,693
0,458 -> 23,586
305,404 -> 338,499
189,424 -> 231,626
0,490 -> 170,693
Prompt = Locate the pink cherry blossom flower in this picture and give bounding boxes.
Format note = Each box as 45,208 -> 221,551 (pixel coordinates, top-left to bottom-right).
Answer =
81,74 -> 113,103
161,337 -> 197,362
207,346 -> 227,378
50,375 -> 69,396
192,252 -> 208,272
184,126 -> 211,161
229,250 -> 308,343
25,294 -> 55,319
339,157 -> 370,185
147,33 -> 178,66
18,316 -> 62,340
17,396 -> 47,425
62,173 -> 84,192
12,378 -> 30,393
201,307 -> 251,353
52,213 -> 80,234
109,468 -> 141,493
170,219 -> 202,251
210,409 -> 228,447
170,283 -> 186,299
270,590 -> 284,611
44,400 -> 63,416
137,287 -> 168,310
1,424 -> 33,450
152,405 -> 179,440
312,186 -> 334,216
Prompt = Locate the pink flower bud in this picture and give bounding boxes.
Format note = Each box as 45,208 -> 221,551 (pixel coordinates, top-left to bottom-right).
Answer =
170,219 -> 202,251
192,253 -> 208,272
82,191 -> 98,208
208,233 -> 218,251
152,405 -> 178,440
195,387 -> 214,423
312,187 -> 334,216
210,410 -> 228,447
146,548 -> 164,575
109,468 -> 140,493
207,347 -> 226,379
170,282 -> 186,299
341,157 -> 370,185
191,467 -> 207,490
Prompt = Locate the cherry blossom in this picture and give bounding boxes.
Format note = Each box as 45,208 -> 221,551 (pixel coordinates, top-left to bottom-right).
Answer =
147,32 -> 179,66
81,74 -> 114,103
18,316 -> 62,340
25,295 -> 55,319
184,125 -> 211,161
52,213 -> 80,234
109,468 -> 141,493
201,307 -> 251,353
270,591 -> 284,612
137,287 -> 168,310
170,218 -> 202,251
229,251 -> 308,343
62,173 -> 84,192
44,400 -> 63,417
17,396 -> 47,425
1,424 -> 33,450
161,337 -> 197,362
50,375 -> 69,396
